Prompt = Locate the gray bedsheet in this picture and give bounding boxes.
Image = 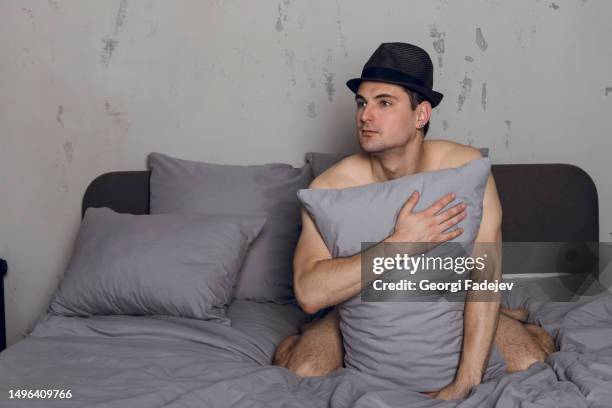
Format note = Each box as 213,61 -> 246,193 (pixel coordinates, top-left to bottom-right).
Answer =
1,292 -> 612,407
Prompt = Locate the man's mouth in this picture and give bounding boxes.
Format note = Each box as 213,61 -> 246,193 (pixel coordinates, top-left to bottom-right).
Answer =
360,129 -> 378,135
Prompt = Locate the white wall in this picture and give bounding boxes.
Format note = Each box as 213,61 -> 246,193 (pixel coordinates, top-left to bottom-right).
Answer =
1,0 -> 611,347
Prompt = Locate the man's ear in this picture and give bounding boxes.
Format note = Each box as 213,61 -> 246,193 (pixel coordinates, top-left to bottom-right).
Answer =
416,101 -> 432,129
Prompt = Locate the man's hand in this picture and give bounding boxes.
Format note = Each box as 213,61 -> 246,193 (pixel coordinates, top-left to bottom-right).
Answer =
389,191 -> 466,245
422,380 -> 474,400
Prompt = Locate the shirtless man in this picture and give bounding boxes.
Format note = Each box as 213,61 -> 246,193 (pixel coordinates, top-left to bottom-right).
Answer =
274,43 -> 554,400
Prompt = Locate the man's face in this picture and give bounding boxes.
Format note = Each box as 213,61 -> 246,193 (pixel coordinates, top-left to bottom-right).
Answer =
354,81 -> 418,154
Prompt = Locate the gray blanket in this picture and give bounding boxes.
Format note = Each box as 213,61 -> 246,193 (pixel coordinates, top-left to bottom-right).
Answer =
1,293 -> 611,407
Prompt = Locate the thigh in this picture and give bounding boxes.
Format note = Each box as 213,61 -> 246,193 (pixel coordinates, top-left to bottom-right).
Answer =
273,334 -> 299,366
295,308 -> 343,359
285,308 -> 344,376
494,313 -> 547,372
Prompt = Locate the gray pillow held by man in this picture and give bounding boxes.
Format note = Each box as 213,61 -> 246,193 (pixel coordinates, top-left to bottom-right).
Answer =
297,157 -> 492,391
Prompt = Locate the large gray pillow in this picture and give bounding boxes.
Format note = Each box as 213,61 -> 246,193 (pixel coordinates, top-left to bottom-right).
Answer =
297,158 -> 491,391
148,152 -> 313,303
50,207 -> 265,324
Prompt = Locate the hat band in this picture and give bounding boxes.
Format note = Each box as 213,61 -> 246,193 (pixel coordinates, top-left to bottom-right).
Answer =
361,67 -> 425,88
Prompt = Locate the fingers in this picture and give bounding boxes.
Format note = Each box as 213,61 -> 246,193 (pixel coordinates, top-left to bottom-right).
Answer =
438,209 -> 467,232
398,191 -> 420,215
435,202 -> 466,224
395,191 -> 466,245
437,227 -> 464,242
426,193 -> 456,216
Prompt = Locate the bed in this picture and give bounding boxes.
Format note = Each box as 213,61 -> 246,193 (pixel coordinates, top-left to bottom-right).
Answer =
1,153 -> 611,408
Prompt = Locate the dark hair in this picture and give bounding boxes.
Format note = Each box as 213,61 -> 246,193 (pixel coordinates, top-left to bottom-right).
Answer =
403,88 -> 430,136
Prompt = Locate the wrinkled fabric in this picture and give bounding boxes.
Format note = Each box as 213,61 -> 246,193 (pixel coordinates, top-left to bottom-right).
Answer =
2,290 -> 611,407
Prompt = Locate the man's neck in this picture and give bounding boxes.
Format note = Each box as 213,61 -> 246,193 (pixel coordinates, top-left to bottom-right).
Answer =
368,138 -> 425,182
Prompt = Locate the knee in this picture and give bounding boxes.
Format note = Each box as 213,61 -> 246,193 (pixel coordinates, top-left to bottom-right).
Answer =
506,345 -> 547,373
531,343 -> 549,365
511,351 -> 546,372
284,345 -> 342,377
285,356 -> 328,378
273,335 -> 299,367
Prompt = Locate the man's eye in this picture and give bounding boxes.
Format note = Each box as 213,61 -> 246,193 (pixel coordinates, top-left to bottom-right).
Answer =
381,100 -> 392,107
356,101 -> 366,108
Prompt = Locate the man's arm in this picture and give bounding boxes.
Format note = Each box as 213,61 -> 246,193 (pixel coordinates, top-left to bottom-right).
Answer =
293,205 -> 361,314
432,172 -> 503,400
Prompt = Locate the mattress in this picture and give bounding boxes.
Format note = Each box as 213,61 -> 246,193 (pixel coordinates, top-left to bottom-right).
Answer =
1,289 -> 611,407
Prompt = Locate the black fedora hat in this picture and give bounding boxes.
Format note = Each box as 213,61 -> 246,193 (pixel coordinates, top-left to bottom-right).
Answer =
346,42 -> 444,108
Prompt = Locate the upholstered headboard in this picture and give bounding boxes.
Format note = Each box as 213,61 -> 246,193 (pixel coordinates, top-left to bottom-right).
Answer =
82,164 -> 599,243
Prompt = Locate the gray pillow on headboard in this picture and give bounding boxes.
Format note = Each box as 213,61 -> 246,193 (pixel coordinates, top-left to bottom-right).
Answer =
297,157 -> 492,391
148,152 -> 313,304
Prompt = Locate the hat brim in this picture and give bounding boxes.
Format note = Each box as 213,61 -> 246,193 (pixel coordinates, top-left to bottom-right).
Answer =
346,77 -> 443,108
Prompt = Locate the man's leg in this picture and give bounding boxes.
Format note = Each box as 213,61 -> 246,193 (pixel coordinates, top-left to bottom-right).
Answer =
275,306 -> 555,377
495,307 -> 555,372
273,308 -> 343,377
273,334 -> 299,368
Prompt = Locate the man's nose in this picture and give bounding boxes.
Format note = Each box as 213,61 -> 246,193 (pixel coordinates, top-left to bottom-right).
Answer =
359,105 -> 374,123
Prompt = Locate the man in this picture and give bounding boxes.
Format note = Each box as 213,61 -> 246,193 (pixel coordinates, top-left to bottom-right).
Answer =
274,43 -> 554,400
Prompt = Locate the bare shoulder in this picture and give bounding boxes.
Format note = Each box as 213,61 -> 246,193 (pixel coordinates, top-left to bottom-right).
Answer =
309,153 -> 368,189
426,140 -> 501,240
427,139 -> 484,169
